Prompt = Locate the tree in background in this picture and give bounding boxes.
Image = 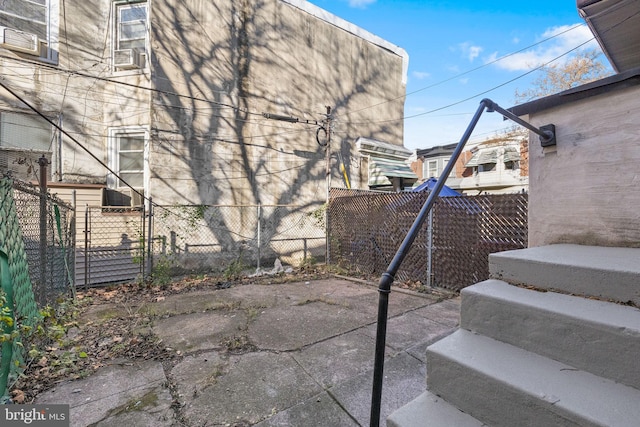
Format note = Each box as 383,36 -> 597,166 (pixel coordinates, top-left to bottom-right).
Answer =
514,48 -> 613,103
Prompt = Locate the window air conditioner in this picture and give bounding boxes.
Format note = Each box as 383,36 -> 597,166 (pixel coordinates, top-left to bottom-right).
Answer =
0,26 -> 40,55
129,189 -> 144,207
101,188 -> 144,207
114,48 -> 145,70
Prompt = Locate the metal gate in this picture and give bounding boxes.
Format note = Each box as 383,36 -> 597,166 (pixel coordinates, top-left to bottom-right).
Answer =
76,206 -> 145,288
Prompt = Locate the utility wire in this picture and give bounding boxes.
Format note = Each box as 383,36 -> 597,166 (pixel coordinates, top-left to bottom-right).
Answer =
348,37 -> 596,126
343,23 -> 587,116
0,78 -> 144,198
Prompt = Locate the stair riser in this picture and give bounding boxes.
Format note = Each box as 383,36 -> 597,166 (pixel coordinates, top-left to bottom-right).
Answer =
461,281 -> 640,390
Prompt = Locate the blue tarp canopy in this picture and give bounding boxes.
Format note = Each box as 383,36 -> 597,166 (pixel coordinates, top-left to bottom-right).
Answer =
412,177 -> 461,197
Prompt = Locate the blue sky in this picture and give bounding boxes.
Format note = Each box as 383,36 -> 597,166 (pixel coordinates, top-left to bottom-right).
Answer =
313,0 -> 610,150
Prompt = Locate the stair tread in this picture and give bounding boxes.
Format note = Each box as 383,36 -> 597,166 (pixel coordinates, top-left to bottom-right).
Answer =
387,391 -> 486,427
428,329 -> 640,426
488,244 -> 640,305
490,244 -> 640,273
464,279 -> 640,331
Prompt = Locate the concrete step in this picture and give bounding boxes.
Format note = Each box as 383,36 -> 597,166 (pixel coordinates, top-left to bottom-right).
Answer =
426,329 -> 640,427
387,391 -> 486,427
488,244 -> 640,305
460,279 -> 640,390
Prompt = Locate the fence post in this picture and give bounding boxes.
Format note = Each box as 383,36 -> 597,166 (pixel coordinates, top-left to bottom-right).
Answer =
84,204 -> 89,290
146,198 -> 153,280
426,209 -> 433,287
170,231 -> 177,254
256,204 -> 261,272
38,155 -> 49,306
71,190 -> 77,295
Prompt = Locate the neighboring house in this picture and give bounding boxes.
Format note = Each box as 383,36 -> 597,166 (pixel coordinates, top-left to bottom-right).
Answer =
0,0 -> 409,275
0,0 -> 408,208
411,133 -> 528,195
356,137 -> 417,192
448,130 -> 528,194
410,143 -> 457,181
389,1 -> 640,425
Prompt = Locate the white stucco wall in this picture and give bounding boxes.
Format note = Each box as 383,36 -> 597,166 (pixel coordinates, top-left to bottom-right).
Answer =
526,84 -> 640,248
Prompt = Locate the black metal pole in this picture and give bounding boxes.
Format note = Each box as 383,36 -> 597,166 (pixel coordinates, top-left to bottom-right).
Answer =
146,197 -> 153,280
482,98 -> 555,144
38,155 -> 49,306
369,100 -> 489,427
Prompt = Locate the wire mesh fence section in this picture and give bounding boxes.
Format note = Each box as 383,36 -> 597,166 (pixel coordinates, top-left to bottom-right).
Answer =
151,204 -> 326,275
0,176 -> 72,398
9,178 -> 75,305
77,206 -> 145,288
328,190 -> 528,291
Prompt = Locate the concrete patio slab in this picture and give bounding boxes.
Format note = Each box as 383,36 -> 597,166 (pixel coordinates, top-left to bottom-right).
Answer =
248,300 -> 371,351
172,351 -> 323,426
33,278 -> 460,426
329,351 -> 427,427
36,360 -> 172,427
291,329 -> 387,389
255,391 -> 360,427
153,310 -> 247,353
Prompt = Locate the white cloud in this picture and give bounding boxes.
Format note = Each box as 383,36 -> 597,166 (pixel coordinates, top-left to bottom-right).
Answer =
459,77 -> 469,85
458,42 -> 484,62
348,0 -> 376,8
491,24 -> 599,71
412,71 -> 431,80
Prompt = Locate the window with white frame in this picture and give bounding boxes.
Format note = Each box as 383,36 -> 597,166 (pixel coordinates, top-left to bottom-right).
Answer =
108,129 -> 146,189
113,1 -> 148,69
0,0 -> 58,60
426,160 -> 438,178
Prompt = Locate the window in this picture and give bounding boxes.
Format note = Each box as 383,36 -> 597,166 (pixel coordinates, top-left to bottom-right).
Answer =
0,0 -> 47,41
0,112 -> 52,151
426,160 -> 438,178
116,2 -> 147,51
108,128 -> 147,189
0,111 -> 56,180
479,163 -> 496,172
505,161 -> 519,171
113,1 -> 148,69
0,0 -> 58,60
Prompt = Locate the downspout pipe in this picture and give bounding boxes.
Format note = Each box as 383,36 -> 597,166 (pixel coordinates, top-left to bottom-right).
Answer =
369,98 -> 556,426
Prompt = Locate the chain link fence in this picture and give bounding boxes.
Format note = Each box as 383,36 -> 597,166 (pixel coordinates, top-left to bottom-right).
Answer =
7,178 -> 75,305
151,204 -> 326,276
78,203 -> 326,286
328,188 -> 528,291
0,176 -> 74,399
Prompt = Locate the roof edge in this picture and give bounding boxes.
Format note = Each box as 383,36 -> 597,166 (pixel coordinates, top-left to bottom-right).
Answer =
509,67 -> 640,116
281,0 -> 409,85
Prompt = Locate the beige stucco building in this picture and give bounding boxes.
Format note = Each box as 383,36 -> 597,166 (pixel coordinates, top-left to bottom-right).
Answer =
0,0 -> 408,208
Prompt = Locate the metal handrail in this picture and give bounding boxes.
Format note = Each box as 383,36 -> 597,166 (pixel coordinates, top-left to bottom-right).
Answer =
368,98 -> 556,426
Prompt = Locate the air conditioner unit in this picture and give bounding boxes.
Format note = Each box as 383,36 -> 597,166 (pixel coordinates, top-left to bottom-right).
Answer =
129,189 -> 144,207
114,48 -> 145,70
0,26 -> 40,55
101,187 -> 144,207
